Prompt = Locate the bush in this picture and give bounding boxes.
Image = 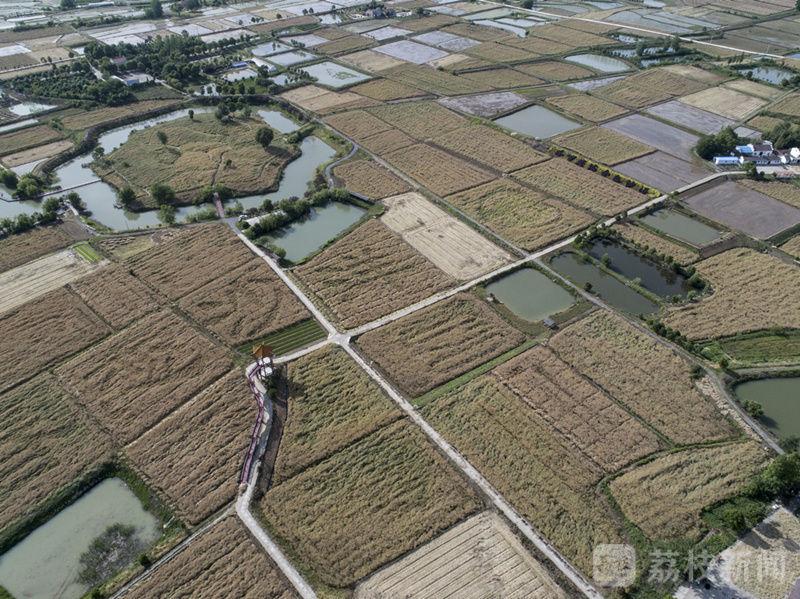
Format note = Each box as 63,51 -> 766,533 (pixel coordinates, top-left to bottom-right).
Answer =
150,183 -> 175,205
750,453 -> 800,500
0,168 -> 18,189
695,127 -> 742,160
742,399 -> 764,418
158,204 -> 176,225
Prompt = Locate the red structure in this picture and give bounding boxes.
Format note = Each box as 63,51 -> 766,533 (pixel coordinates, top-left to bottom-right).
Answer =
239,345 -> 273,485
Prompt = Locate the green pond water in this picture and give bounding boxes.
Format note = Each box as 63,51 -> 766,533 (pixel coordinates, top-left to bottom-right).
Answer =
494,105 -> 581,139
485,269 -> 575,322
639,209 -> 722,247
0,478 -> 160,599
735,377 -> 800,440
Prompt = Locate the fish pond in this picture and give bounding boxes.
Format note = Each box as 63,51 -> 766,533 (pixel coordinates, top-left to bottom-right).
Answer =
639,208 -> 723,247
565,53 -> 631,73
485,268 -> 576,322
494,105 -> 581,139
734,377 -> 800,441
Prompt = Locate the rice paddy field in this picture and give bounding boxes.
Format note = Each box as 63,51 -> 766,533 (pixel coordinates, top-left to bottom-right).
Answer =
331,159 -> 410,200
596,69 -> 707,109
553,127 -> 654,166
545,94 -> 628,123
0,124 -> 64,155
0,223 -> 88,273
612,222 -> 698,265
430,124 -> 548,173
70,265 -> 162,329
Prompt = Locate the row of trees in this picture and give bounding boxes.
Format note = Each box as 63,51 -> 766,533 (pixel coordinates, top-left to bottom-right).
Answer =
244,188 -> 350,239
695,126 -> 744,160
8,61 -> 134,106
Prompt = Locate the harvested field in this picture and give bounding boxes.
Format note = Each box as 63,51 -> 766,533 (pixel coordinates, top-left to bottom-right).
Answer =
441,22 -> 514,42
438,91 -> 528,117
0,288 -> 110,391
383,64 -> 492,95
612,222 -> 698,264
93,113 -> 298,205
495,346 -> 661,471
661,64 -> 727,85
740,179 -> 800,209
747,114 -> 785,133
458,68 -> 543,90
596,69 -> 707,108
381,192 -> 512,279
355,512 -> 566,599
549,311 -> 735,444
357,293 -> 526,397
527,24 -> 614,48
782,234 -> 800,258
722,78 -> 781,100
359,128 -> 416,154
462,41 -> 538,64
554,127 -> 654,166
0,250 -> 96,315
339,49 -> 405,73
446,179 -> 594,250
399,14 -> 460,32
128,224 -> 252,301
0,375 -> 113,536
349,78 -> 425,101
70,265 -> 161,329
684,180 -> 800,239
769,93 -> 800,118
513,158 -> 646,215
374,39 -> 449,65
125,516 -> 298,599
126,370 -> 252,525
383,143 -> 494,196
275,346 -> 400,483
178,258 -> 309,347
260,421 -> 480,589
664,248 -> 800,339
57,100 -> 179,131
56,310 -> 232,444
678,87 -> 767,121
609,442 -> 768,539
603,113 -> 699,161
502,36 -> 572,56
423,375 -> 624,572
323,109 -> 393,140
366,100 -> 466,139
0,124 -> 63,155
515,60 -> 594,81
332,159 -> 410,200
645,100 -> 736,135
431,124 -> 547,172
0,139 -> 73,167
294,219 -> 454,329
317,34 -> 376,56
546,94 -> 628,123
614,151 -> 710,193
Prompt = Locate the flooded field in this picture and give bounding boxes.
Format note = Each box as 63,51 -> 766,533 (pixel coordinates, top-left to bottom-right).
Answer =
565,53 -> 631,73
735,377 -> 800,440
494,105 -> 581,139
485,268 -> 575,323
0,478 -> 160,599
739,66 -> 795,85
639,208 -> 723,246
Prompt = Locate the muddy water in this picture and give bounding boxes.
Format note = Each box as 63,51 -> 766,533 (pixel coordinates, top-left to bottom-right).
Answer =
734,377 -> 800,440
485,268 -> 575,322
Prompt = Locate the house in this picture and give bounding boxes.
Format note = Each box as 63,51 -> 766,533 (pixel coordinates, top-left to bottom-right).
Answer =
735,141 -> 774,157
714,156 -> 740,166
109,56 -> 127,67
112,72 -> 153,86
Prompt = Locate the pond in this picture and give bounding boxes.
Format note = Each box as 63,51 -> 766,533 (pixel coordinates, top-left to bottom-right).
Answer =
264,201 -> 366,263
258,108 -> 300,133
300,61 -> 371,89
639,208 -> 723,247
565,53 -> 631,73
734,377 -> 800,440
485,268 -> 576,322
8,101 -> 55,116
549,252 -> 659,316
494,105 -> 581,139
0,118 -> 37,133
587,238 -> 690,298
739,66 -> 795,86
0,478 -> 160,599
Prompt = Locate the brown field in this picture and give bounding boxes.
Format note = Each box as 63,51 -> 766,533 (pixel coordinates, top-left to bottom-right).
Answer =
366,100 -> 466,140
660,64 -> 727,85
597,69 -> 707,108
494,346 -> 661,471
664,248 -> 800,339
747,114 -> 785,132
349,78 -> 426,101
275,346 -> 400,483
356,511 -> 566,599
383,143 -> 494,196
769,93 -> 800,118
740,179 -> 800,209
332,159 -> 410,200
546,94 -> 628,123
281,85 -> 375,114
340,49 -> 405,73
513,158 -> 646,216
0,124 -> 64,155
126,370 -> 252,525
459,67 -> 543,89
463,41 -> 539,64
0,287 -> 110,391
383,64 -> 492,95
723,78 -> 782,100
57,100 -> 179,131
128,224 -> 253,301
782,235 -> 800,257
609,442 -> 769,539
502,36 -> 572,56
0,139 -> 73,167
125,516 -> 298,599
323,109 -> 393,141
549,311 -> 736,445
515,61 -> 594,81
445,179 -> 594,250
526,24 -> 615,48
381,192 -> 512,279
294,219 -> 454,329
317,34 -> 376,56
431,124 -> 548,173
423,375 -> 624,572
0,375 -> 113,535
260,420 -> 480,589
359,128 -> 416,154
178,258 -> 309,347
612,222 -> 698,264
440,22 -> 513,42
70,265 -> 161,329
56,310 -> 232,444
554,127 -> 654,166
357,293 -> 526,397
400,14 -> 460,32
679,87 -> 767,121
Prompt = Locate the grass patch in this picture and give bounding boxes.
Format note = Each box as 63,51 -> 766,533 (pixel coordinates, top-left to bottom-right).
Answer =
238,318 -> 326,357
72,242 -> 102,263
718,330 -> 800,365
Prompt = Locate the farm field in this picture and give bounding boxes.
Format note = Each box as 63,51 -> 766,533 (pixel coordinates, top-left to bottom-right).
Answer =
718,332 -> 800,365
0,139 -> 73,167
548,311 -> 735,445
367,100 -> 466,139
274,346 -> 400,483
0,222 -> 89,273
0,124 -> 64,155
516,60 -> 594,81
350,78 -> 425,101
358,128 -> 416,154
438,91 -> 528,118
445,179 -> 594,250
0,375 -> 113,537
124,516 -> 298,599
70,265 -> 161,329
56,99 -> 180,132
126,370 -> 252,525
513,158 -> 646,215
609,442 -> 768,539
603,114 -> 699,161
55,310 -> 232,444
279,86 -> 376,114
93,113 -> 299,206
430,124 -> 548,173
782,235 -> 800,258
612,222 -> 698,264
545,94 -> 628,123
554,127 -> 654,166
0,287 -> 110,391
739,179 -> 800,209
664,248 -> 800,340
357,293 -> 526,397
0,250 -> 96,315
254,319 -> 326,357
383,63 -> 490,95
614,151 -> 710,193
459,68 -> 543,91
332,159 -> 410,200
645,100 -> 736,135
294,219 -> 454,329
678,87 -> 767,121
595,69 -> 707,108
260,421 -> 480,590
769,92 -> 800,118
381,191 -> 512,280
323,109 -> 393,140
355,512 -> 566,599
178,258 -> 309,347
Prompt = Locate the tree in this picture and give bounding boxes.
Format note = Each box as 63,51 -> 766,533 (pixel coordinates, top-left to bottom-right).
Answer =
118,186 -> 136,208
66,192 -> 84,211
15,174 -> 42,199
156,130 -> 168,144
752,453 -> 800,500
0,168 -> 18,189
150,182 -> 175,205
255,126 -> 274,149
60,0 -> 76,8
188,109 -> 194,120
742,399 -> 764,419
695,126 -> 741,160
42,196 -> 61,220
158,204 -> 176,225
521,0 -> 533,7
145,0 -> 163,18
